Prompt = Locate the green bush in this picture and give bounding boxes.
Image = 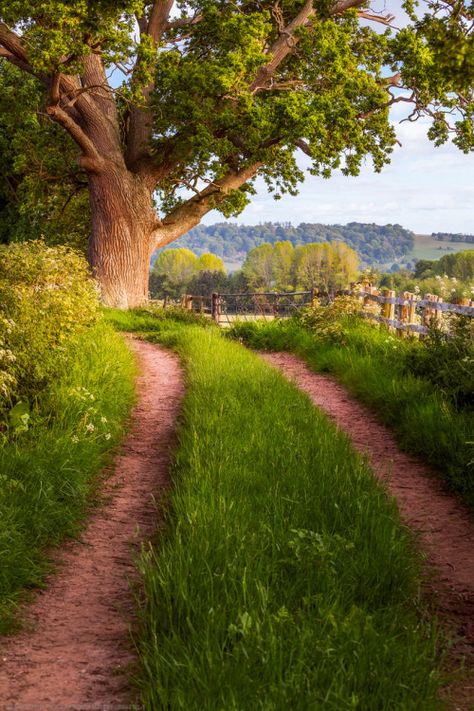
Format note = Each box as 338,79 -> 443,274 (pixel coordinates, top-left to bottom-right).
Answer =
295,295 -> 364,343
408,316 -> 474,409
0,323 -> 135,632
0,241 -> 99,421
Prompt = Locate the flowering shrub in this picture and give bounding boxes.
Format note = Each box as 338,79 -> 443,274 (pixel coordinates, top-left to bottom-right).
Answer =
296,295 -> 364,343
408,315 -> 474,408
0,241 -> 100,422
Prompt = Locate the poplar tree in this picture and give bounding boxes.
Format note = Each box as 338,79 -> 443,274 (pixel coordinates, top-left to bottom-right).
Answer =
0,1 -> 472,307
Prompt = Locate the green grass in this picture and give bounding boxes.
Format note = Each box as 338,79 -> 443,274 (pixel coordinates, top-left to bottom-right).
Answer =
410,234 -> 471,262
0,323 -> 135,633
228,318 -> 474,508
104,304 -> 215,333
125,321 -> 443,710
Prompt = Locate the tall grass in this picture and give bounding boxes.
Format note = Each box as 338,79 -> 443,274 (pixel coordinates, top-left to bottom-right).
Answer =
229,318 -> 474,507
0,323 -> 135,633
132,324 -> 442,710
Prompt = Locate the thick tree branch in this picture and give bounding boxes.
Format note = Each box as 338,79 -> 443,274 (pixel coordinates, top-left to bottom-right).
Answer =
165,14 -> 203,31
148,0 -> 175,42
0,22 -> 39,77
126,0 -> 175,170
46,104 -> 104,173
156,163 -> 263,247
249,0 -> 315,94
249,0 -> 367,94
357,11 -> 395,27
295,138 -> 313,157
81,54 -> 123,151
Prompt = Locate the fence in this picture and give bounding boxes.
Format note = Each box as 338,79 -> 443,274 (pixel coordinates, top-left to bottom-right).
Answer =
181,290 -> 315,325
355,286 -> 474,336
181,286 -> 474,333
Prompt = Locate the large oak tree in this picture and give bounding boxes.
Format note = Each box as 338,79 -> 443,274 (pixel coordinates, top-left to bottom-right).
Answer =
0,1 -> 473,307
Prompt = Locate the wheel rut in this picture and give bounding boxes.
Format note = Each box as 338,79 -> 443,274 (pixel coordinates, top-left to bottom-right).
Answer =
261,351 -> 474,711
0,338 -> 184,710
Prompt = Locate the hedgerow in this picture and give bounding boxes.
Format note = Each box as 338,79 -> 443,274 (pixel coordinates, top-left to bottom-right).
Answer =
0,241 -> 100,431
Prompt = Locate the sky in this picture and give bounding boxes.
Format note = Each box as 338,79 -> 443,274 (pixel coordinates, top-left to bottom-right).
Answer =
200,0 -> 474,235
202,117 -> 474,234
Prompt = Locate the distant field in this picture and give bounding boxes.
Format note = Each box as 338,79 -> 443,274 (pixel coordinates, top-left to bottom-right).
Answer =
409,234 -> 472,262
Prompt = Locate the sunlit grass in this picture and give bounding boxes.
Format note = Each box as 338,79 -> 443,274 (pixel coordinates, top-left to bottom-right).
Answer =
0,324 -> 135,633
229,318 -> 474,507
127,323 -> 442,710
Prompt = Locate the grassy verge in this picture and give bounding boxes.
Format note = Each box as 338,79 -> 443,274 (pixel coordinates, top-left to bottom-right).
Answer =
123,319 -> 442,710
229,318 -> 474,508
0,323 -> 135,633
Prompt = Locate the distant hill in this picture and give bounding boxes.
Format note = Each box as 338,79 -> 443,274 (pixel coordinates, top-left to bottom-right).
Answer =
167,222 -> 415,267
432,232 -> 474,244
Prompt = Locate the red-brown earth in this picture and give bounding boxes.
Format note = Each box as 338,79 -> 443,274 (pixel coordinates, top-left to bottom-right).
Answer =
0,338 -> 184,710
261,351 -> 474,711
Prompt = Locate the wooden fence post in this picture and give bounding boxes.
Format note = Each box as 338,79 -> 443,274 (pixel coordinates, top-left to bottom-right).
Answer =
211,292 -> 221,324
423,293 -> 441,329
382,289 -> 396,326
398,291 -> 413,337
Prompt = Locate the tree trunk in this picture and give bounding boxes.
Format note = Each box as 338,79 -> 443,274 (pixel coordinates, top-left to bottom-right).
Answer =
87,165 -> 157,309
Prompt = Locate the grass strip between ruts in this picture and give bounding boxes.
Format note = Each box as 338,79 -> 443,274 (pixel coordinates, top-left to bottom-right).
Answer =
0,323 -> 135,633
227,318 -> 474,509
125,320 -> 442,710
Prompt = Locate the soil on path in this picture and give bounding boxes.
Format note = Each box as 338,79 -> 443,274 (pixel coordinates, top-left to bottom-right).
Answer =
0,338 -> 184,711
261,351 -> 474,709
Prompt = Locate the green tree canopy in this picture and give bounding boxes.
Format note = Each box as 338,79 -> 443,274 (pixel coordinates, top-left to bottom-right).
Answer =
243,243 -> 276,289
196,252 -> 226,273
243,240 -> 359,290
0,1 -> 472,306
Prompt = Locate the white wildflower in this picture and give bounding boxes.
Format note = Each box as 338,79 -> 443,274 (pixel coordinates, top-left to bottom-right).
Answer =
71,435 -> 79,443
85,422 -> 95,432
100,416 -> 107,424
105,433 -> 111,440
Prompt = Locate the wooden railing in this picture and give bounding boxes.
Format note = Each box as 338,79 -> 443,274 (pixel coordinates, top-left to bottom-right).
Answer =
181,286 -> 474,333
356,286 -> 474,335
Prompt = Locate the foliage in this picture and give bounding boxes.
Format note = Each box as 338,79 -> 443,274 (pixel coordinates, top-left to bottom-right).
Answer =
0,1 -> 472,259
433,232 -> 474,244
295,241 -> 359,290
242,240 -> 359,291
0,323 -> 135,632
0,241 -> 99,424
196,252 -> 225,273
0,63 -> 90,249
242,242 -> 278,289
414,250 -> 474,283
229,315 -> 474,506
186,269 -> 229,297
130,324 -> 441,710
295,295 -> 364,342
408,317 -> 474,409
150,247 -> 228,299
150,248 -> 198,299
174,221 -> 416,266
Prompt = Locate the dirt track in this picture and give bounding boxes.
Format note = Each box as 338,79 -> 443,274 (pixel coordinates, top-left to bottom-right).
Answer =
261,351 -> 474,710
0,338 -> 184,710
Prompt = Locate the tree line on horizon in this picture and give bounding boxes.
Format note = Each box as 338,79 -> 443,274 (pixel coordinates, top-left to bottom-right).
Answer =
169,222 -> 415,266
150,241 -> 359,299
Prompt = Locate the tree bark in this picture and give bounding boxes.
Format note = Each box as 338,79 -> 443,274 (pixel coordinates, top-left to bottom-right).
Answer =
87,165 -> 158,309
